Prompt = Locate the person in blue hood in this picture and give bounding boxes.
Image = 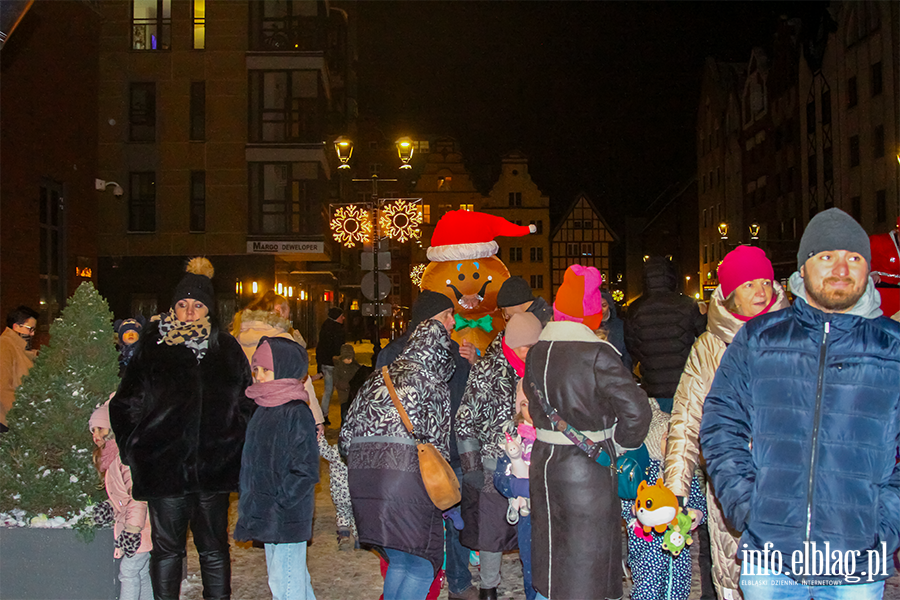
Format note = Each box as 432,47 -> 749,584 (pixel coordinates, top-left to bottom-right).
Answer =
701,208 -> 900,599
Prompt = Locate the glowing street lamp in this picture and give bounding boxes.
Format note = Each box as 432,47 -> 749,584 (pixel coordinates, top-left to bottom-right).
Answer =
718,222 -> 728,240
395,136 -> 414,169
334,136 -> 353,169
749,222 -> 760,240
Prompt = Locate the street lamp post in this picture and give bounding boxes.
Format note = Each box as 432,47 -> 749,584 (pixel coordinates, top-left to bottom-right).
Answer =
329,136 -> 423,348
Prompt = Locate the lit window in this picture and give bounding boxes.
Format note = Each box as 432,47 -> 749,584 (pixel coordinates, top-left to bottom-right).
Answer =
418,205 -> 431,224
460,204 -> 474,211
132,0 -> 171,51
193,0 -> 205,49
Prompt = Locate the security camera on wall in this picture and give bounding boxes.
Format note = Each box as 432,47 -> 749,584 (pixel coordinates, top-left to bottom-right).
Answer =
112,184 -> 124,197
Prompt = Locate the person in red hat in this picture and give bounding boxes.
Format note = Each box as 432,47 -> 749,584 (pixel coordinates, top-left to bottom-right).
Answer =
421,210 -> 535,354
664,244 -> 790,600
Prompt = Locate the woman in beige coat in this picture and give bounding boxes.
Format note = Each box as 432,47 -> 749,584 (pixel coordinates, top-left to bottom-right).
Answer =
664,246 -> 789,600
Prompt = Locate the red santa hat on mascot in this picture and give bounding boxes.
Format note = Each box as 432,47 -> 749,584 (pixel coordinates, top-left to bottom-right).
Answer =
427,210 -> 536,262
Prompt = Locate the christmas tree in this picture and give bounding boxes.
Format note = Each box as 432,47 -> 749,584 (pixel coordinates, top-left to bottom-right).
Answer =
0,282 -> 120,525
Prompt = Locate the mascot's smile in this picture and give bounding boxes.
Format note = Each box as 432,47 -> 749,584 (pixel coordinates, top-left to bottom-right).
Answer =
445,277 -> 493,310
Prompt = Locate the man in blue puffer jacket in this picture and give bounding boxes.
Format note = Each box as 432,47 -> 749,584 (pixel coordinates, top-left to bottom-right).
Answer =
701,208 -> 900,600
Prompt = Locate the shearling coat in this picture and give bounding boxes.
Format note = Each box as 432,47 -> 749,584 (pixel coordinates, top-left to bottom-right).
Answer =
456,334 -> 519,553
340,320 -> 455,573
664,283 -> 789,597
109,323 -> 254,500
525,321 -> 651,600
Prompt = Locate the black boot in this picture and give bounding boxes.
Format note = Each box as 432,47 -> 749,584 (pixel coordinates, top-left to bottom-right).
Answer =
478,588 -> 498,600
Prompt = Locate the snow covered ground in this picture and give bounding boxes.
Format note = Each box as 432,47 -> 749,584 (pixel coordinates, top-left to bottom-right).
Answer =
174,341 -> 900,600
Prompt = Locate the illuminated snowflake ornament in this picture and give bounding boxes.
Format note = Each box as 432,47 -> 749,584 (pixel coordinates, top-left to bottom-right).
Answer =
409,264 -> 426,289
330,205 -> 372,248
379,199 -> 423,243
611,289 -> 624,303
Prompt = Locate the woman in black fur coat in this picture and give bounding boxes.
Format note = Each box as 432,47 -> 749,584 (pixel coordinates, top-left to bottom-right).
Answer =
110,258 -> 254,600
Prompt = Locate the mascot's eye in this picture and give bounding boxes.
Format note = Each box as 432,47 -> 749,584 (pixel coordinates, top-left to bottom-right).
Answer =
458,274 -> 465,281
646,499 -> 653,509
473,272 -> 480,279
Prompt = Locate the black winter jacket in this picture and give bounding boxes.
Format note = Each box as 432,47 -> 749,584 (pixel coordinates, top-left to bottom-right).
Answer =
234,400 -> 319,544
625,257 -> 705,398
110,324 -> 254,500
315,318 -> 345,369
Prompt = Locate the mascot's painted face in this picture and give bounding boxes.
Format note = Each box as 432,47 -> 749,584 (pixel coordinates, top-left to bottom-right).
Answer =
421,256 -> 509,317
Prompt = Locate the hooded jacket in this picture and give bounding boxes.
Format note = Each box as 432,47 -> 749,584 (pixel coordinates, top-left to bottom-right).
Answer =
525,321 -> 651,600
340,320 -> 455,573
625,257 -> 706,397
110,322 -> 255,500
234,312 -> 324,425
664,281 -> 790,594
234,337 -> 319,544
700,274 -> 900,583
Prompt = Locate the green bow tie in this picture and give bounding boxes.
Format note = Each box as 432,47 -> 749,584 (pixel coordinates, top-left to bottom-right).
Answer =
454,313 -> 493,333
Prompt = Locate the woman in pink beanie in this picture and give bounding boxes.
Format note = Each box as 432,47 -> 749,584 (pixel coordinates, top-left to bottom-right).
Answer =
663,245 -> 789,600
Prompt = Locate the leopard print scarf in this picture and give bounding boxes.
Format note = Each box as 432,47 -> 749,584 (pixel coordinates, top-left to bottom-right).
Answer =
153,309 -> 211,360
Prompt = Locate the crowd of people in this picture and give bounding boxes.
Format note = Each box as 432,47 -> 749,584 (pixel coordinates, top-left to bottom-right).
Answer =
2,207 -> 899,600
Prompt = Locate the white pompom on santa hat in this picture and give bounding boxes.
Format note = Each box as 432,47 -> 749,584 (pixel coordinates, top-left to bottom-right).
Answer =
426,209 -> 536,262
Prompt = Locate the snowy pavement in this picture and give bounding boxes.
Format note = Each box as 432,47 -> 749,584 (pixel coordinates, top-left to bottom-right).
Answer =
174,341 -> 900,600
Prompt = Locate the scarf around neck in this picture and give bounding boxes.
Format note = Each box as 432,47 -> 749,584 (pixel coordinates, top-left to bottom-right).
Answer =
154,309 -> 211,360
99,439 -> 119,473
246,379 -> 310,407
501,337 -> 526,377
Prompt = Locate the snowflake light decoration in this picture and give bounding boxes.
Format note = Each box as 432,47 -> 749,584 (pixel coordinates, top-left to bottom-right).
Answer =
410,264 -> 426,289
611,289 -> 625,303
330,205 -> 372,248
379,199 -> 422,243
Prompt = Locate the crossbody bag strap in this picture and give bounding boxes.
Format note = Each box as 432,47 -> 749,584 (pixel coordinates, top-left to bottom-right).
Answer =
382,366 -> 416,436
528,342 -> 614,468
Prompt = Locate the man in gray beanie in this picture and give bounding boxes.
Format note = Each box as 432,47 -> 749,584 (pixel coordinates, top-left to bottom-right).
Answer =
701,207 -> 900,597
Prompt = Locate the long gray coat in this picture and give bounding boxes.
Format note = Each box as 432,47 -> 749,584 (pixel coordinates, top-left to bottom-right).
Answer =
525,321 -> 651,600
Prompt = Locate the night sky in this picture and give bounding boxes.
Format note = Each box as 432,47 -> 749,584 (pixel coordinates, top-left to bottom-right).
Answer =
357,1 -> 828,229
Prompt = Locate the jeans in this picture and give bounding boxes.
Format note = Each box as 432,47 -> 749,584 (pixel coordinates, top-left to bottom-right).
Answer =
118,551 -> 153,600
445,466 -> 473,595
741,566 -> 885,600
147,492 -> 231,600
383,548 -> 434,600
479,551 -> 502,589
265,542 -> 316,600
321,365 -> 335,419
518,515 -> 535,600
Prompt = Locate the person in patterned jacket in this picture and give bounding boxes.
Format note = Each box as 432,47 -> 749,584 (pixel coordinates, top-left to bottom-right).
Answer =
340,319 -> 455,600
456,312 -> 543,600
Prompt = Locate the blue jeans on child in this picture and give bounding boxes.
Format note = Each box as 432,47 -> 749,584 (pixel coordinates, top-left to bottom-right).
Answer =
740,566 -> 884,600
383,548 -> 434,600
118,551 -> 152,600
265,542 -> 316,600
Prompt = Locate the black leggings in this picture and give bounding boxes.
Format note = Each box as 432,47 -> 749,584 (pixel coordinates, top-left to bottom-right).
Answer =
147,492 -> 231,600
